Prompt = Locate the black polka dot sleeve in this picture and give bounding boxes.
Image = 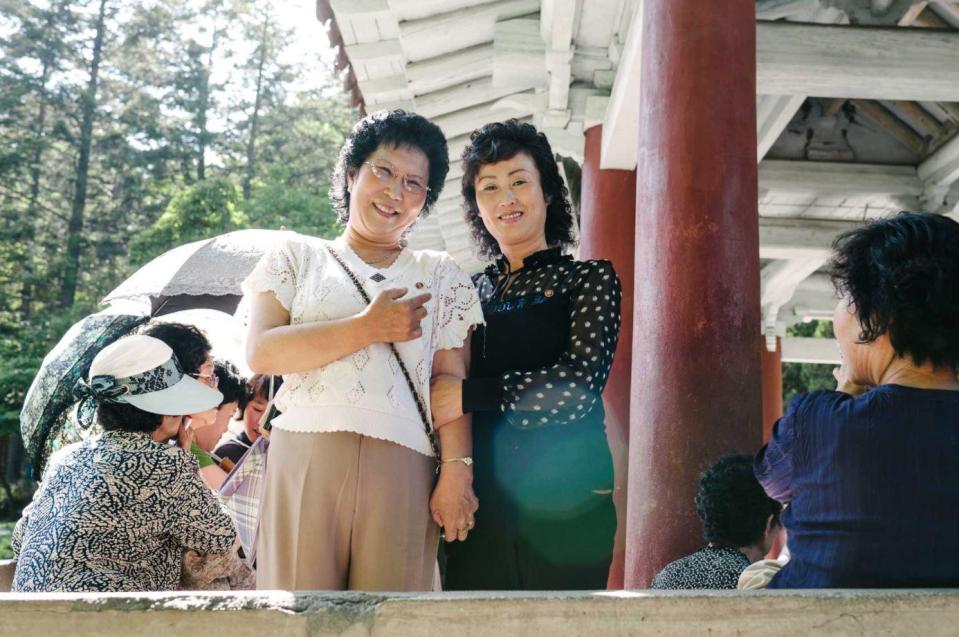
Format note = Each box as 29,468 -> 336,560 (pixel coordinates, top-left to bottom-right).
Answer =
501,260 -> 622,429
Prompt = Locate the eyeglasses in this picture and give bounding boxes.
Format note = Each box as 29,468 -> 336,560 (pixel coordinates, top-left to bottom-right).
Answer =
365,161 -> 430,197
190,372 -> 219,389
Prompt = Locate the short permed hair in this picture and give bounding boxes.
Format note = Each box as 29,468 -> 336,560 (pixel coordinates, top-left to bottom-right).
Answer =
829,211 -> 959,369
142,322 -> 211,375
695,454 -> 781,548
330,110 -> 449,224
214,360 -> 248,410
461,120 -> 576,260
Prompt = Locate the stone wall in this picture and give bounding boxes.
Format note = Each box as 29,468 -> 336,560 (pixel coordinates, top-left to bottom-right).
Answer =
1,589 -> 958,636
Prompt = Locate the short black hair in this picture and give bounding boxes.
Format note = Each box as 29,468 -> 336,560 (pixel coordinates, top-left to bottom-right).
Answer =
214,360 -> 248,410
829,211 -> 959,369
240,374 -> 284,418
461,120 -> 576,260
330,109 -> 449,224
696,454 -> 781,548
97,402 -> 163,434
141,322 -> 212,375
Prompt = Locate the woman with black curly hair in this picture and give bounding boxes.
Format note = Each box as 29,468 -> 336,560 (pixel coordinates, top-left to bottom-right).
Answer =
650,454 -> 781,589
431,120 -> 622,590
245,110 -> 483,591
756,211 -> 959,588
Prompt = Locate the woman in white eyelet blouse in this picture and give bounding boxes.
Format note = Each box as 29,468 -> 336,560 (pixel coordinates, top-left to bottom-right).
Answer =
245,110 -> 483,592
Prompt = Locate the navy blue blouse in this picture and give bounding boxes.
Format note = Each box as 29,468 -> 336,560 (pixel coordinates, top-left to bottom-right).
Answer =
756,385 -> 959,588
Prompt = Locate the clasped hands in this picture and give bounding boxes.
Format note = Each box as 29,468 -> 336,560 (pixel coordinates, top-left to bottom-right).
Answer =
428,375 -> 475,543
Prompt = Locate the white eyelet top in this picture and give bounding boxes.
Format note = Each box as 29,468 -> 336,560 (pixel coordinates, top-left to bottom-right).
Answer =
243,233 -> 484,456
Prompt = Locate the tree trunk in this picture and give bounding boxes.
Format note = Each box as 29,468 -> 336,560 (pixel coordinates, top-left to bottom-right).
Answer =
196,5 -> 222,182
21,5 -> 62,321
242,16 -> 269,201
59,0 -> 108,310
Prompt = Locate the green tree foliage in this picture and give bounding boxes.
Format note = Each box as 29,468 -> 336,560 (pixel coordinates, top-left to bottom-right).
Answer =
130,177 -> 248,263
782,320 -> 838,407
0,0 -> 354,504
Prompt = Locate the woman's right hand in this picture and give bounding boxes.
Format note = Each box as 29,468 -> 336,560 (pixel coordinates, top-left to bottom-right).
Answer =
361,288 -> 432,343
429,462 -> 479,542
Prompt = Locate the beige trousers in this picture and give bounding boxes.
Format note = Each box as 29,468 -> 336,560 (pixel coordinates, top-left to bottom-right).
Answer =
255,429 -> 439,591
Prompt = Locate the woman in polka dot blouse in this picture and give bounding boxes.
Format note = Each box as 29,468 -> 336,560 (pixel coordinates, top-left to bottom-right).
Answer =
432,120 -> 622,590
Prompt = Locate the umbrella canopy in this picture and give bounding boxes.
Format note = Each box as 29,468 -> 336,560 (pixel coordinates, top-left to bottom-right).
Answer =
102,229 -> 292,316
155,309 -> 251,377
20,300 -> 151,472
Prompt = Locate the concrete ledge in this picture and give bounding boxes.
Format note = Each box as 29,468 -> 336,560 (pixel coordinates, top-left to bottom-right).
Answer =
0,589 -> 958,636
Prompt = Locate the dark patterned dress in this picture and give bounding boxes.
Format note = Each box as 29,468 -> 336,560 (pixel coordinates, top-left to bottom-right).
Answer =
445,248 -> 622,590
650,547 -> 752,589
12,430 -> 237,592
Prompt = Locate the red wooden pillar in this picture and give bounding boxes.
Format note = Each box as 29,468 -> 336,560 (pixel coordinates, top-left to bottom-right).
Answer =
625,0 -> 762,588
761,336 -> 784,442
579,124 -> 636,589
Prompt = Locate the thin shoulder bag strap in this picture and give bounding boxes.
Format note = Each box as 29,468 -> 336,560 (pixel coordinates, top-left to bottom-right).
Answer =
325,245 -> 441,462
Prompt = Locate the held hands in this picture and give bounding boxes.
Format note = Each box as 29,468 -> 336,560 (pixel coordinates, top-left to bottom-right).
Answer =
429,374 -> 464,429
429,462 -> 479,542
361,288 -> 432,343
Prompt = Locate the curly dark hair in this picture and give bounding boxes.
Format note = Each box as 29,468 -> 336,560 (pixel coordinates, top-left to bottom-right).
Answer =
829,211 -> 959,369
330,109 -> 449,224
214,359 -> 248,410
141,322 -> 211,375
460,120 -> 576,260
695,454 -> 781,548
97,402 -> 163,434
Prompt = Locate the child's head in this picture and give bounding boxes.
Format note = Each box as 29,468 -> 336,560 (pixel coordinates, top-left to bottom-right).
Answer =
241,374 -> 283,441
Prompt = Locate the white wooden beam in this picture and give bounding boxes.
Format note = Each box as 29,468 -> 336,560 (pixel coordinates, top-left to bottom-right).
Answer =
399,0 -> 540,63
761,256 -> 832,347
782,336 -> 841,365
542,0 -> 580,113
415,76 -> 541,120
919,133 -> 959,213
600,0 -> 642,169
757,94 -> 807,162
756,5 -> 848,162
330,0 -> 398,45
343,39 -> 405,82
493,18 -> 548,90
388,0 -> 496,22
407,44 -> 494,96
757,22 -> 959,102
918,132 -> 959,188
432,93 -> 538,139
759,160 -> 923,198
759,217 -> 862,260
777,273 -> 838,328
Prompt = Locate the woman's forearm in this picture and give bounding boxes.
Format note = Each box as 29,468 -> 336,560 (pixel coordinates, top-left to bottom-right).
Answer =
436,416 -> 472,460
248,315 -> 374,375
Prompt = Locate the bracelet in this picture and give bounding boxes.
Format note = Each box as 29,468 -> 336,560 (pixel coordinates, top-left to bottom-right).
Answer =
440,456 -> 474,468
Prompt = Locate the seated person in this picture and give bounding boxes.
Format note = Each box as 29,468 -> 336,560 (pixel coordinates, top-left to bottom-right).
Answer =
755,211 -> 959,588
650,454 -> 781,589
11,335 -> 237,592
214,373 -> 282,464
190,360 -> 248,488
